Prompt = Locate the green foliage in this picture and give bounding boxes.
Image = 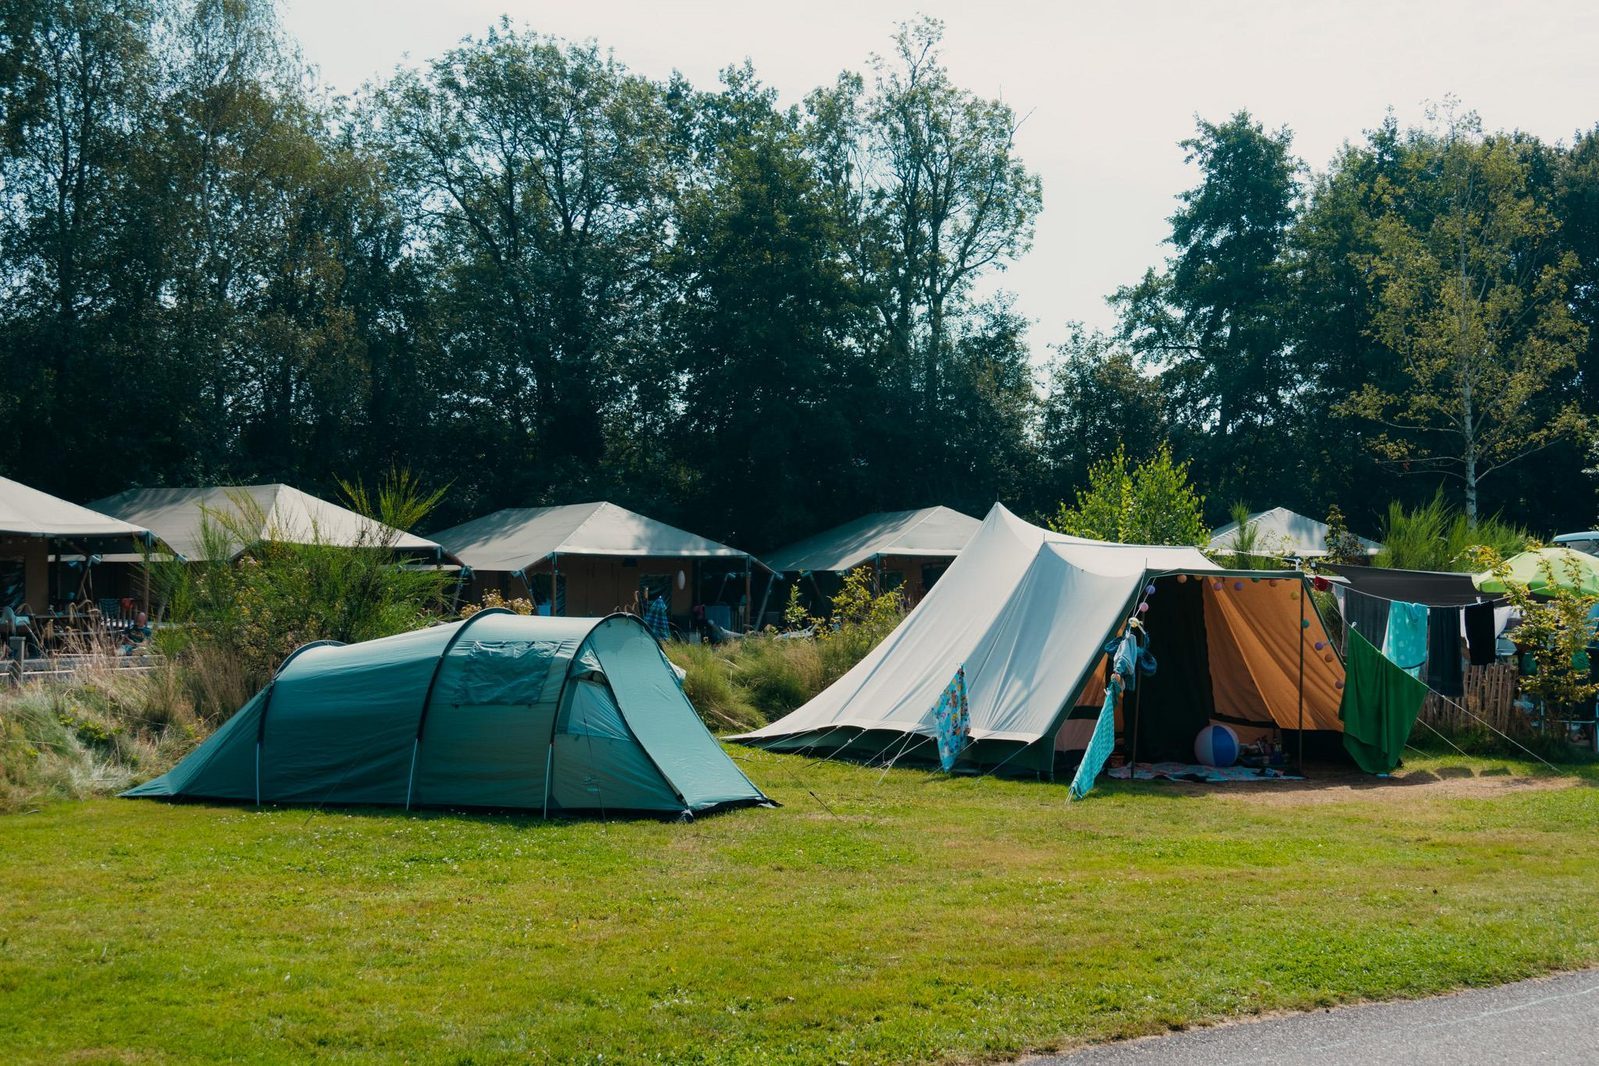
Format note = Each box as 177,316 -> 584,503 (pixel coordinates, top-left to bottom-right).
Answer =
152,474 -> 452,689
1039,324 -> 1167,498
1114,111 -> 1302,505
1323,505 -> 1368,565
1375,492 -> 1532,571
1047,443 -> 1208,546
1465,544 -> 1599,711
1345,105 -> 1589,518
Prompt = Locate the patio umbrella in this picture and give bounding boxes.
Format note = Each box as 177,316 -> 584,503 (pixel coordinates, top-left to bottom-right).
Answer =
1473,547 -> 1599,597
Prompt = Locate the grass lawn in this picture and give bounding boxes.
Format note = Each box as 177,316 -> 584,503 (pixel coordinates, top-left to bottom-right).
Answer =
2,750 -> 1597,1065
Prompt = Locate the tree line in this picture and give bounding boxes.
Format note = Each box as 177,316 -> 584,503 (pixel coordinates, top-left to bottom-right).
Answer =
3,0 -> 1595,553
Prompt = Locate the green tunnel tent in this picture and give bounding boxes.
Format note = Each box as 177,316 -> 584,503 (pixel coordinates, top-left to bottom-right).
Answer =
124,610 -> 771,817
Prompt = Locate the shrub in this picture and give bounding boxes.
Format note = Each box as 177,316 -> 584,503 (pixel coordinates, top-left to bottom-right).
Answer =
1375,492 -> 1532,572
151,472 -> 453,693
1046,442 -> 1207,546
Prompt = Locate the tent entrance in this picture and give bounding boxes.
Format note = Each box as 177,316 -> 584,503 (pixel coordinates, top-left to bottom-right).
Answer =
1055,572 -> 1346,772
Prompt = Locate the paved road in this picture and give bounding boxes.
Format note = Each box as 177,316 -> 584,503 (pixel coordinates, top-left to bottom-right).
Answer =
1032,969 -> 1599,1065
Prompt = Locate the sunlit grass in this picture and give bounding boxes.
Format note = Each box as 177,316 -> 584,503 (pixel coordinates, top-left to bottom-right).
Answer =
1,750 -> 1596,1064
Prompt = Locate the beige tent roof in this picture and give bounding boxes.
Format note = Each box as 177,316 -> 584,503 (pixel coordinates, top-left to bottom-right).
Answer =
432,501 -> 752,574
1208,506 -> 1381,558
0,476 -> 151,541
764,506 -> 981,573
88,484 -> 443,562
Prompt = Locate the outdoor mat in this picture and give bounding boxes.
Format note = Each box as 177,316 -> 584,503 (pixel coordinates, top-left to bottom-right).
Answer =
1106,762 -> 1305,783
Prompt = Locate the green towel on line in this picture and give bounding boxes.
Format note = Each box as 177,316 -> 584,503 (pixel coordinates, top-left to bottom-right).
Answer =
1340,628 -> 1428,774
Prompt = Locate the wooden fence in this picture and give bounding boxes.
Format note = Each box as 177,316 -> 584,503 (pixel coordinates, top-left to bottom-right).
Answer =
1417,662 -> 1524,736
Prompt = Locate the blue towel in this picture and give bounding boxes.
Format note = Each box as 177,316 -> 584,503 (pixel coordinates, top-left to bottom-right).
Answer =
1383,600 -> 1430,679
1069,677 -> 1121,801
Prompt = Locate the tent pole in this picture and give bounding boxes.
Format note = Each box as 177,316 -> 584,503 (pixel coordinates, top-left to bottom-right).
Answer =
551,553 -> 560,616
1297,576 -> 1306,773
743,558 -> 752,632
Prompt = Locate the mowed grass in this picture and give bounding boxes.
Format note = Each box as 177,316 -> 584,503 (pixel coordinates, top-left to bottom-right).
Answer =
2,751 -> 1598,1065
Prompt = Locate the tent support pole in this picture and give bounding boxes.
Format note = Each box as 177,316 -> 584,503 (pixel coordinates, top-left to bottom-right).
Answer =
743,559 -> 752,632
551,553 -> 560,616
1297,577 -> 1306,773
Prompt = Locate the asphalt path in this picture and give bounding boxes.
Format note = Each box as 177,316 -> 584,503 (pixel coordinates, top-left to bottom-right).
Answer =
1030,969 -> 1599,1065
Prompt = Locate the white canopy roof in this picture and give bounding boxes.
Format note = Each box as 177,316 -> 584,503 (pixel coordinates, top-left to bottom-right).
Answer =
1208,506 -> 1380,558
89,484 -> 443,561
432,501 -> 751,574
737,504 -> 1345,757
764,506 -> 981,573
0,477 -> 150,541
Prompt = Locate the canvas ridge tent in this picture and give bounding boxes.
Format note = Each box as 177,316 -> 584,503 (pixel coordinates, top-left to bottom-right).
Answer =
735,505 -> 1349,780
125,610 -> 771,818
764,507 -> 982,608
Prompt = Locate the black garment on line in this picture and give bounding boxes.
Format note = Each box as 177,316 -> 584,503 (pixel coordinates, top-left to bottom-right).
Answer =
1463,602 -> 1497,666
1425,605 -> 1465,696
1343,589 -> 1389,649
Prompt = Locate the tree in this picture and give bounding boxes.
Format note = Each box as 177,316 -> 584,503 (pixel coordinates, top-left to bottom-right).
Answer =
666,65 -> 871,548
805,17 -> 1041,498
1346,106 -> 1588,521
375,24 -> 673,500
1046,443 -> 1208,547
1038,323 -> 1168,505
1115,112 -> 1301,508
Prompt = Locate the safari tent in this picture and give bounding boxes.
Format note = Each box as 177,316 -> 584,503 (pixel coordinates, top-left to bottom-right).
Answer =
764,506 -> 981,608
0,477 -> 152,611
89,483 -> 445,561
432,502 -> 760,629
1208,506 -> 1381,559
125,610 -> 770,817
736,505 -> 1351,779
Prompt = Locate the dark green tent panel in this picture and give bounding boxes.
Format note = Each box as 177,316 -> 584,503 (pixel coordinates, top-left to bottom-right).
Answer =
124,610 -> 770,817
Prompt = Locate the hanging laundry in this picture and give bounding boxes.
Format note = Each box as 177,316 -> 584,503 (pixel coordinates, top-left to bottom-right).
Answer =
1383,600 -> 1429,679
931,666 -> 971,771
1342,588 -> 1389,649
1341,629 -> 1429,774
1425,606 -> 1464,696
1068,674 -> 1120,801
1463,602 -> 1498,666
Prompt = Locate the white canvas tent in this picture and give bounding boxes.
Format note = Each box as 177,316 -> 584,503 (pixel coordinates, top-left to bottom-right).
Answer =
735,504 -> 1346,778
432,502 -> 760,622
764,507 -> 981,573
0,478 -> 152,542
1208,506 -> 1380,559
89,484 -> 444,561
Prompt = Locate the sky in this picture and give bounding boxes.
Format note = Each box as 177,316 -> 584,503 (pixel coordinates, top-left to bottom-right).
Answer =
279,0 -> 1599,350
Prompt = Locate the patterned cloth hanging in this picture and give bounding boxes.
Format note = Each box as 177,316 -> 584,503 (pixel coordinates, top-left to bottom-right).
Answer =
932,665 -> 970,771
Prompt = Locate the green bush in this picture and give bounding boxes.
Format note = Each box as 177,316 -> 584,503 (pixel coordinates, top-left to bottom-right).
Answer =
152,472 -> 453,695
1375,492 -> 1533,572
1046,442 -> 1208,547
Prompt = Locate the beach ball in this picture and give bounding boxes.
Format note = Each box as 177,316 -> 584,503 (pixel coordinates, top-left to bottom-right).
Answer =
1194,723 -> 1240,768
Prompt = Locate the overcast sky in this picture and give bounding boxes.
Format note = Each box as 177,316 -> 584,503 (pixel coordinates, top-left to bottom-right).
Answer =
280,0 -> 1599,350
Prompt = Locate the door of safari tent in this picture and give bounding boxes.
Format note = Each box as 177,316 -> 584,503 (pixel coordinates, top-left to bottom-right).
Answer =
123,609 -> 770,817
1052,571 -> 1346,768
